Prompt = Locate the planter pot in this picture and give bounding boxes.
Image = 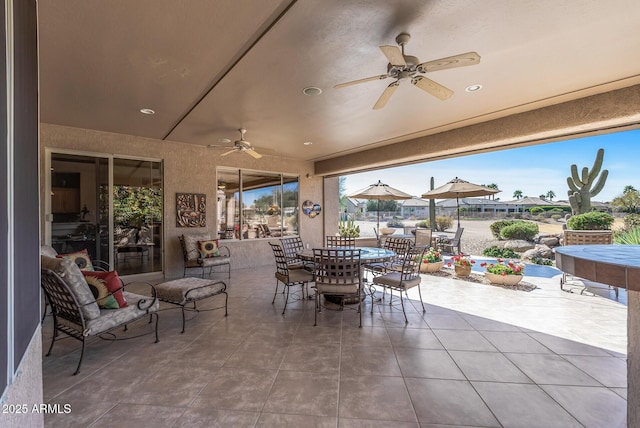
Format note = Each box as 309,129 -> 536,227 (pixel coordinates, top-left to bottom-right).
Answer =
563,230 -> 613,246
485,272 -> 523,286
454,265 -> 472,277
420,260 -> 444,273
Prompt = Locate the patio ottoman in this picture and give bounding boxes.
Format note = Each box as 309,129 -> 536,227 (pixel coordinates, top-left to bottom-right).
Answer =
155,277 -> 228,333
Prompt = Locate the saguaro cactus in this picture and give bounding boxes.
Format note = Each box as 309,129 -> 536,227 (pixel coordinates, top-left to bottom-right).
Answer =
567,148 -> 608,214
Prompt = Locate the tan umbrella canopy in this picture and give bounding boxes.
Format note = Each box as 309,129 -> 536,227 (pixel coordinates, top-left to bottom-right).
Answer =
349,180 -> 412,239
421,177 -> 500,228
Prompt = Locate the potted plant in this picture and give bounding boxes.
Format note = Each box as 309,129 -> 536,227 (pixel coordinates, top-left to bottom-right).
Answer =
481,259 -> 525,286
420,247 -> 444,273
564,211 -> 614,245
447,254 -> 475,277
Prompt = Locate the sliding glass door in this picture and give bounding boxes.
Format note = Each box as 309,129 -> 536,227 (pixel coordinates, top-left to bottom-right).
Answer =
47,151 -> 163,275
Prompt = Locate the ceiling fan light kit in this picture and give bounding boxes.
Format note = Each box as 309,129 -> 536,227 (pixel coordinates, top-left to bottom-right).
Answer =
335,32 -> 480,109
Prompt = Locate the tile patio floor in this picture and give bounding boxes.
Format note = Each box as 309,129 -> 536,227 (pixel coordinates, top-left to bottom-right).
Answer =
42,266 -> 628,427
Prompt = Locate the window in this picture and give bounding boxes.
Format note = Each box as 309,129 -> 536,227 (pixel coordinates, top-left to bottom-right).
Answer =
217,169 -> 299,240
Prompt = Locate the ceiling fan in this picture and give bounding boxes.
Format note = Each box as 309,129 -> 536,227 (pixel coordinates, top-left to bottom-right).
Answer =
208,128 -> 263,159
334,33 -> 480,109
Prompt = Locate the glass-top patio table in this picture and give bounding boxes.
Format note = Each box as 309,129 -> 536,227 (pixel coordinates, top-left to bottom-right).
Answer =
296,246 -> 395,263
297,246 -> 396,304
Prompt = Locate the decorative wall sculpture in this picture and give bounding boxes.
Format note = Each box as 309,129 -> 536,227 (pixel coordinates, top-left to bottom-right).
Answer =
176,193 -> 206,227
302,200 -> 321,218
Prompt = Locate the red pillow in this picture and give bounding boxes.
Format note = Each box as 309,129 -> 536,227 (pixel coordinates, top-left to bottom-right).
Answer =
82,270 -> 128,308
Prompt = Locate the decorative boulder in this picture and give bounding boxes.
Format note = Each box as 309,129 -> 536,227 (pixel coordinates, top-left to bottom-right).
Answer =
539,236 -> 559,247
503,240 -> 535,252
522,244 -> 553,261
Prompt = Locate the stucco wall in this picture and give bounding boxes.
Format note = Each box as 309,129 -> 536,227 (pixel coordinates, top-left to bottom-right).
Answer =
0,330 -> 43,428
40,124 -> 324,278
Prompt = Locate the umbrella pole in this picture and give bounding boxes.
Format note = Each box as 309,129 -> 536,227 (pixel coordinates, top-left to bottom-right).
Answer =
377,199 -> 381,247
457,196 -> 461,229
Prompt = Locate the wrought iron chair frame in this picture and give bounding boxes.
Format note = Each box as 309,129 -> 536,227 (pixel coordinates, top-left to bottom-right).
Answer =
269,241 -> 314,315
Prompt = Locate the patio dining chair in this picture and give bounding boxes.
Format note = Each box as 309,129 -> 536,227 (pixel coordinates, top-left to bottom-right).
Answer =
312,248 -> 362,327
326,236 -> 355,247
372,245 -> 426,323
280,236 -> 313,271
269,242 -> 314,315
363,236 -> 411,280
439,227 -> 464,255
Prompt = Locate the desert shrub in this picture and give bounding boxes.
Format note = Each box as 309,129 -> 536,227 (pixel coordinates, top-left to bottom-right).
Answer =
386,219 -> 404,228
567,211 -> 614,230
435,216 -> 453,232
624,213 -> 640,230
489,219 -> 519,239
530,257 -> 553,266
482,246 -> 520,259
415,220 -> 428,228
551,214 -> 562,221
614,227 -> 640,244
529,207 -> 544,214
500,221 -> 539,240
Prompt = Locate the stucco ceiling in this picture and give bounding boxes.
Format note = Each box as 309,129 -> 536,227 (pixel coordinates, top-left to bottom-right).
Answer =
38,0 -> 640,163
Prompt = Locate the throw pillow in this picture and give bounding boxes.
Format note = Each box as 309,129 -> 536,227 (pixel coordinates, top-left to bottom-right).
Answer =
81,270 -> 128,308
84,276 -> 119,309
57,249 -> 94,271
198,239 -> 220,258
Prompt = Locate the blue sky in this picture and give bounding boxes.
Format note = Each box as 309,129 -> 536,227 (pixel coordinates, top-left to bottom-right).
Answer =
343,128 -> 640,203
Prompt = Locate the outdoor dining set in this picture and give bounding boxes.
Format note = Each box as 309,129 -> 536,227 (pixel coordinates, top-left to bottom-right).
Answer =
269,235 -> 428,327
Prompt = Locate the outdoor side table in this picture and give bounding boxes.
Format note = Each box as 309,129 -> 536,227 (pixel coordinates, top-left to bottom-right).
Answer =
155,277 -> 228,333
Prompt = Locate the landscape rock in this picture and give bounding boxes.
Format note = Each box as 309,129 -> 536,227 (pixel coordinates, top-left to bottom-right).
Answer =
539,236 -> 559,247
503,239 -> 535,252
523,244 -> 553,260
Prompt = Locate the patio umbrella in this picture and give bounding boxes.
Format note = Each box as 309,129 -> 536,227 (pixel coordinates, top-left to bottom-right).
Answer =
348,180 -> 412,239
421,177 -> 500,228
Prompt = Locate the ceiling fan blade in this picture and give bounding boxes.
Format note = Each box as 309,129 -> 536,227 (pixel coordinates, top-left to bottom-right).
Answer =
373,81 -> 400,110
417,51 -> 481,73
411,76 -> 454,100
379,45 -> 406,66
246,149 -> 262,159
220,149 -> 237,157
334,74 -> 388,89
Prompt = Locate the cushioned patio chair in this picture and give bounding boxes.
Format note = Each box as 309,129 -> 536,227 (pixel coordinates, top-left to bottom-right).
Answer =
312,248 -> 362,327
269,242 -> 314,315
179,234 -> 231,278
41,255 -> 159,375
372,245 -> 426,323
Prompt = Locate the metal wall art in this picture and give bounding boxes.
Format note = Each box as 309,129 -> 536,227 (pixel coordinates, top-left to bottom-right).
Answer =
302,200 -> 321,218
176,193 -> 206,227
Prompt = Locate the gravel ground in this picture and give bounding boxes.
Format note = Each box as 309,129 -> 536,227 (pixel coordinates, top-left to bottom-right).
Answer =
355,218 -> 564,257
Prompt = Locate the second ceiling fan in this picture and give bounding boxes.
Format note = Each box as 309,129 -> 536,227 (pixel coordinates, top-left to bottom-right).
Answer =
334,33 -> 480,109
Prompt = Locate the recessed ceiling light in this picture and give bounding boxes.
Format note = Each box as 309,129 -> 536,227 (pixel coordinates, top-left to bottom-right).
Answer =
465,85 -> 482,92
218,138 -> 232,143
140,108 -> 155,115
302,86 -> 322,96
303,141 -> 313,146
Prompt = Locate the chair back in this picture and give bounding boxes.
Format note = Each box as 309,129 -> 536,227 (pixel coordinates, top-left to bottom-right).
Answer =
41,268 -> 86,330
280,236 -> 304,261
269,241 -> 290,281
451,227 -> 464,244
398,245 -> 426,281
414,229 -> 432,247
313,248 -> 361,287
326,236 -> 355,247
383,236 -> 411,253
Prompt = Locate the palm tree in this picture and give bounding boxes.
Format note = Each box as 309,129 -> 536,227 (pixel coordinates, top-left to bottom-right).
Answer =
486,183 -> 499,200
513,190 -> 523,200
546,190 -> 556,201
624,185 -> 637,194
